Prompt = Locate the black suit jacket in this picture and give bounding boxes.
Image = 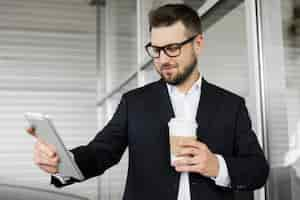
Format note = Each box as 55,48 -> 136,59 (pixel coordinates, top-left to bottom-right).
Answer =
52,78 -> 269,200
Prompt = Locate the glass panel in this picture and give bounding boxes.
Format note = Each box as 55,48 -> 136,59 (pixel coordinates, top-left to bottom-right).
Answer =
202,2 -> 251,94
200,2 -> 258,199
106,0 -> 137,89
98,76 -> 138,200
201,3 -> 255,124
260,0 -> 300,199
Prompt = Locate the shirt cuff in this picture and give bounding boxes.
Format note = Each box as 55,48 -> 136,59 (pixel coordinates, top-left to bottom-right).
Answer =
211,154 -> 231,187
52,174 -> 71,184
52,151 -> 74,184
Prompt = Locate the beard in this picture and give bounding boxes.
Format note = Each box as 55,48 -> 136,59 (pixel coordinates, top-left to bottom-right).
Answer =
159,56 -> 198,86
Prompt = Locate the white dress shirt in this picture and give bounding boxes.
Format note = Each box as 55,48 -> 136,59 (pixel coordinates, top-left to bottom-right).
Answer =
166,76 -> 230,200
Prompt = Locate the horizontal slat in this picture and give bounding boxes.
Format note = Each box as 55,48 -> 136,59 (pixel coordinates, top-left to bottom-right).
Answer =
0,3 -> 95,19
0,60 -> 95,70
0,0 -> 96,33
0,44 -> 95,55
0,0 -> 93,7
0,51 -> 95,62
0,11 -> 95,26
0,29 -> 96,40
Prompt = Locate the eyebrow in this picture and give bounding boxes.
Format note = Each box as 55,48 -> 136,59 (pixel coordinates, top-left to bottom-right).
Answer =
149,42 -> 181,48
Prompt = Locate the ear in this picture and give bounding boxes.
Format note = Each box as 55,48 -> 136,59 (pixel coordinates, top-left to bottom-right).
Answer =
193,34 -> 204,55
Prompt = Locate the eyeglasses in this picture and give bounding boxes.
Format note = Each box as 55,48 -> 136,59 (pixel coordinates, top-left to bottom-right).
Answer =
145,35 -> 198,59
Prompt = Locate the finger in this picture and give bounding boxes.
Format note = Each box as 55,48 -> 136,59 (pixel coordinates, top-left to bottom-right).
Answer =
39,139 -> 57,155
34,152 -> 59,167
175,164 -> 201,173
38,164 -> 59,174
26,127 -> 36,137
176,147 -> 199,157
179,140 -> 206,150
36,140 -> 57,158
38,139 -> 57,157
47,143 -> 58,156
38,151 -> 60,166
34,146 -> 59,165
178,139 -> 201,148
173,156 -> 198,166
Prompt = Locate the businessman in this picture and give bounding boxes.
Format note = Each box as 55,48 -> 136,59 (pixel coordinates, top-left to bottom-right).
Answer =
28,4 -> 269,200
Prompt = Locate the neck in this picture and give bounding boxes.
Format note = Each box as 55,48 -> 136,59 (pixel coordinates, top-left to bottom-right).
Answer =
176,69 -> 200,93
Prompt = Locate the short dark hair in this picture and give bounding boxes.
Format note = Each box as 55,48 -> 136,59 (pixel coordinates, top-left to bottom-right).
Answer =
148,4 -> 202,36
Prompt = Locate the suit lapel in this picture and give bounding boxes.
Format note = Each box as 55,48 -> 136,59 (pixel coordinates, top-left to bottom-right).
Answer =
196,78 -> 220,140
154,80 -> 180,188
157,79 -> 175,123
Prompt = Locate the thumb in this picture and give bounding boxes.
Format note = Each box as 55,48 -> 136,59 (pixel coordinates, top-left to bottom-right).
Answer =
26,126 -> 37,138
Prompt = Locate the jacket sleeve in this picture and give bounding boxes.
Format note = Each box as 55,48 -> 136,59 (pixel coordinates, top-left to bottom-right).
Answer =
223,98 -> 269,191
51,94 -> 129,187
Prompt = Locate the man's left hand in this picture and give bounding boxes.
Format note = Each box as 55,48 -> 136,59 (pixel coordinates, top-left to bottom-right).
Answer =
172,140 -> 219,178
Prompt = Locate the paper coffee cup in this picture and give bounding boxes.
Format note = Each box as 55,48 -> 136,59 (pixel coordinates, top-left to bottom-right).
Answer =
168,118 -> 198,164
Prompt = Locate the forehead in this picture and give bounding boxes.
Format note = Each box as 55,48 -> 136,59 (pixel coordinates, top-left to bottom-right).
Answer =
150,21 -> 188,46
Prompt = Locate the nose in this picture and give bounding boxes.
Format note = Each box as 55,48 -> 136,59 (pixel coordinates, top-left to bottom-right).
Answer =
157,49 -> 171,63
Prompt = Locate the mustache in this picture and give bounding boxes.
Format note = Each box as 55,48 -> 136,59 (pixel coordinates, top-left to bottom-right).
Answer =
160,63 -> 178,70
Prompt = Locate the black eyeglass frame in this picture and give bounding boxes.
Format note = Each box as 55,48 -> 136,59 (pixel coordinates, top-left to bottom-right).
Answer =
145,34 -> 199,59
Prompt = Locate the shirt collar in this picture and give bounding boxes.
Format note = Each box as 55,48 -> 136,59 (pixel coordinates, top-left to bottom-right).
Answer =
167,74 -> 202,95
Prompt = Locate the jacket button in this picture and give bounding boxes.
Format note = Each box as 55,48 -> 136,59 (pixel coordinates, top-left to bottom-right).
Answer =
173,183 -> 177,189
237,185 -> 246,189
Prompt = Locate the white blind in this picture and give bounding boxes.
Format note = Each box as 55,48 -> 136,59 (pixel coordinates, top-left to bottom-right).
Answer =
0,0 -> 98,199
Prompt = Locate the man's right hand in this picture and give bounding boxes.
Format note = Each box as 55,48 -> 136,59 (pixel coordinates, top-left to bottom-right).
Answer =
27,127 -> 60,174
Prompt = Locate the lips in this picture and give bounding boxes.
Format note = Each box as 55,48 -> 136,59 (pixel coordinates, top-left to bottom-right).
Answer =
161,65 -> 176,71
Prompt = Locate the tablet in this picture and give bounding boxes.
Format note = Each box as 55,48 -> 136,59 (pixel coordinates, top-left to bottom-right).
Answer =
25,112 -> 84,181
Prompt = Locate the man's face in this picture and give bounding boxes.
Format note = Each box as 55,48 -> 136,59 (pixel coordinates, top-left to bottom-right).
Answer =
150,21 -> 202,85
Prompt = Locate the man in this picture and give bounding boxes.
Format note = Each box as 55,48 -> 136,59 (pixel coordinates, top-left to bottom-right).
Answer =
28,4 -> 269,200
